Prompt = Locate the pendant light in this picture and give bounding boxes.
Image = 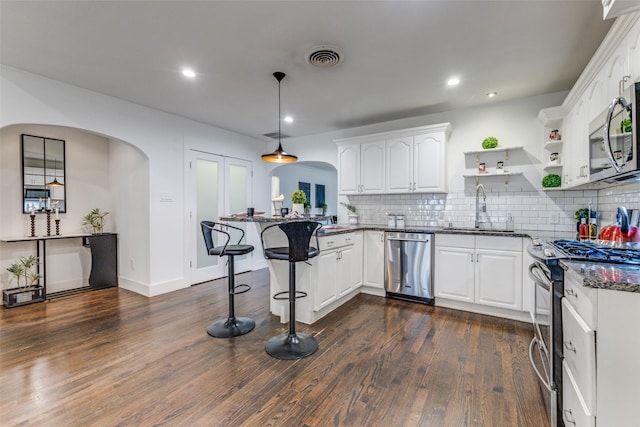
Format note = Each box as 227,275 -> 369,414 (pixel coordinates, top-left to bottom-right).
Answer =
46,158 -> 64,187
261,72 -> 297,163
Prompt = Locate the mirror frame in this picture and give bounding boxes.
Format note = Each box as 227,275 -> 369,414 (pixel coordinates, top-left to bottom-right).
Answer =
21,134 -> 66,214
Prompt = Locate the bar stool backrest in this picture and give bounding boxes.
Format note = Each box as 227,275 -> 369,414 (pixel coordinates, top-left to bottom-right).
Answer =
277,221 -> 322,262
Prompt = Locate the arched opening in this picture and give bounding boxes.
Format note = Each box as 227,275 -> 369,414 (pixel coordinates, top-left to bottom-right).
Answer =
270,161 -> 337,216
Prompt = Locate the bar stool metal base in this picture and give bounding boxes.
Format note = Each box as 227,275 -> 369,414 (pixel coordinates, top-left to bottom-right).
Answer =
207,316 -> 255,338
265,332 -> 318,360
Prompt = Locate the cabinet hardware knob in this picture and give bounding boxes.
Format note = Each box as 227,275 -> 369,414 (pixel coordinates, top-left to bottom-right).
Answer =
563,409 -> 576,425
566,289 -> 578,298
563,341 -> 576,353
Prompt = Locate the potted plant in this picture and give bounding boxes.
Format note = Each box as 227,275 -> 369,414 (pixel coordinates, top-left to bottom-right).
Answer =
82,208 -> 109,234
304,201 -> 311,216
341,202 -> 358,225
3,255 -> 44,308
291,190 -> 306,215
321,203 -> 327,216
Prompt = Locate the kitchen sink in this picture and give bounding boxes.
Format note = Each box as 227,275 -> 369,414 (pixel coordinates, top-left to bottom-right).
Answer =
321,225 -> 351,230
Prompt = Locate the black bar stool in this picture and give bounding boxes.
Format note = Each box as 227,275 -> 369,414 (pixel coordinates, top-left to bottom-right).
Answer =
261,220 -> 322,359
201,221 -> 255,338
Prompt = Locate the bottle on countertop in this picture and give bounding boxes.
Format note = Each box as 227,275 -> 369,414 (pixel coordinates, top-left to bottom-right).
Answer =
396,214 -> 405,229
589,212 -> 598,240
506,213 -> 514,232
579,212 -> 589,240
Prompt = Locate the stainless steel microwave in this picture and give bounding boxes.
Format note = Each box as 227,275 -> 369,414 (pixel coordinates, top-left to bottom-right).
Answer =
589,81 -> 639,183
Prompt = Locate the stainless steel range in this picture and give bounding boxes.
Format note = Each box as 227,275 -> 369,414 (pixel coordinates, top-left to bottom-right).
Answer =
527,238 -> 640,427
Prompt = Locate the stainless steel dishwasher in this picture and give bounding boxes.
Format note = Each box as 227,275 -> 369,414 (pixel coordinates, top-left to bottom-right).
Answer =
384,232 -> 434,304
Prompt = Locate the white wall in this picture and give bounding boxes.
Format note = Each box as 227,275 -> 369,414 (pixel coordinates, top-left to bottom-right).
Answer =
1,65 -> 271,296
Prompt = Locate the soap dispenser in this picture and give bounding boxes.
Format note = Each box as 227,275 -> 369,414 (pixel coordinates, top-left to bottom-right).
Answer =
506,213 -> 514,231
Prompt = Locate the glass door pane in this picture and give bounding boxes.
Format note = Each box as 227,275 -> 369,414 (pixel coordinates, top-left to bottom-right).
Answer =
225,158 -> 252,273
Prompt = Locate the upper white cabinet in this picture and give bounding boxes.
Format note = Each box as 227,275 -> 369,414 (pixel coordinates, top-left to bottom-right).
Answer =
602,0 -> 640,20
336,123 -> 451,195
337,141 -> 385,194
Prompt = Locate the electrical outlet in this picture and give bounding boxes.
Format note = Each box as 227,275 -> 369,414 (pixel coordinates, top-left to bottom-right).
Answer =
160,192 -> 174,202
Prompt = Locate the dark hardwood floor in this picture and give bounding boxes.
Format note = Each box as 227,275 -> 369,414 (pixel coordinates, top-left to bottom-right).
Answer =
1,269 -> 548,426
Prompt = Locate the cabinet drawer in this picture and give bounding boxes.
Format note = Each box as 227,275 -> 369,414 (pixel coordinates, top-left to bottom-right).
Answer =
561,298 -> 596,414
435,233 -> 474,248
562,360 -> 595,427
319,233 -> 354,251
476,235 -> 522,251
563,270 -> 598,329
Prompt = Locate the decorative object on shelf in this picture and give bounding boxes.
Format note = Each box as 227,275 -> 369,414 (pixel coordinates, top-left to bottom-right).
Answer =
55,219 -> 60,236
3,255 -> 44,308
46,210 -> 52,236
29,213 -> 36,237
481,136 -> 498,149
548,129 -> 561,141
320,203 -> 327,216
496,161 -> 504,173
304,202 -> 311,216
542,174 -> 561,188
621,118 -> 632,133
340,202 -> 358,224
261,72 -> 297,163
82,208 -> 109,234
272,194 -> 284,216
478,162 -> 486,173
549,152 -> 559,164
291,190 -> 306,214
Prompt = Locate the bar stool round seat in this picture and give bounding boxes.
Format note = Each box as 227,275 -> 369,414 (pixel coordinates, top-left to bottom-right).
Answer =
201,221 -> 256,338
261,221 -> 322,360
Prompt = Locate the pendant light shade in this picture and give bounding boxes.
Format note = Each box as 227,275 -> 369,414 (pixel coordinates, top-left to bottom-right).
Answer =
46,158 -> 64,186
261,72 -> 297,163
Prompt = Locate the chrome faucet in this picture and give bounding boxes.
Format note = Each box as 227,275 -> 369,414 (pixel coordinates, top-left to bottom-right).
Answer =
475,183 -> 487,228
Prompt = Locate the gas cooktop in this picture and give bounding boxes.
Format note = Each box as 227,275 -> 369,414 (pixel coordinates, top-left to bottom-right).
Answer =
549,239 -> 640,265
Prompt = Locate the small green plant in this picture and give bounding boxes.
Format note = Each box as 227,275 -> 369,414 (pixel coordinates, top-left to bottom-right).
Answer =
320,203 -> 328,214
83,208 -> 109,234
340,202 -> 357,213
291,190 -> 307,204
482,136 -> 498,149
6,255 -> 41,290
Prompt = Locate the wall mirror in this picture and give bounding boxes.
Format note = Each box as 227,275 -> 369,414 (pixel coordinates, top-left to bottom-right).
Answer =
21,134 -> 66,214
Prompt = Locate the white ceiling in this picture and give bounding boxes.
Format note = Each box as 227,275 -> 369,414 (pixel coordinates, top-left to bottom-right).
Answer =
0,1 -> 613,142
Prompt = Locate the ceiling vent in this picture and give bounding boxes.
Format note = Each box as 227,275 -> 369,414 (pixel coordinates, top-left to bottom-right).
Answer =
263,131 -> 291,140
305,45 -> 344,68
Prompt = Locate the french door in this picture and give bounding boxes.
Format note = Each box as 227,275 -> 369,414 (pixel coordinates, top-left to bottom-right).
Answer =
189,150 -> 252,284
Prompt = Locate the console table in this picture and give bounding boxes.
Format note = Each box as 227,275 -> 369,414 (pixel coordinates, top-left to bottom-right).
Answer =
1,233 -> 118,301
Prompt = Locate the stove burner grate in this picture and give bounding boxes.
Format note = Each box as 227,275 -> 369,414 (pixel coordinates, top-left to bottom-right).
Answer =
552,239 -> 640,265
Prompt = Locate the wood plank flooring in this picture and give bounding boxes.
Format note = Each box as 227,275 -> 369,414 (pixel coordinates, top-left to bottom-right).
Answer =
0,269 -> 548,426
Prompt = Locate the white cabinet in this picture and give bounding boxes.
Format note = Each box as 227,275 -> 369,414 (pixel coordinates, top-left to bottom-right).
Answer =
434,234 -> 523,314
602,0 -> 640,20
314,232 -> 362,311
362,230 -> 385,294
385,130 -> 448,193
562,267 -> 640,426
337,141 -> 385,194
336,123 -> 451,195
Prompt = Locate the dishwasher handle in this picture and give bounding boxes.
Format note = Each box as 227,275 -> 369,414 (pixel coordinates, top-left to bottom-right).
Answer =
386,237 -> 429,243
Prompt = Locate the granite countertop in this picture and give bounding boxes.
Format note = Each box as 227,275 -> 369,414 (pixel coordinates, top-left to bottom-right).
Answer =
315,224 -> 561,239
219,214 -> 331,222
561,260 -> 640,293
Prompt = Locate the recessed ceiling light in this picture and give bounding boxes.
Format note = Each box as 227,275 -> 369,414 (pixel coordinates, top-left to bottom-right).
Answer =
284,116 -> 293,123
487,92 -> 498,98
182,68 -> 196,78
447,77 -> 460,87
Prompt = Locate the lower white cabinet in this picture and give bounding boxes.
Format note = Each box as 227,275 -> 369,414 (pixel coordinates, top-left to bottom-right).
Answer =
434,234 -> 523,314
362,230 -> 385,293
562,268 -> 640,426
314,232 -> 363,311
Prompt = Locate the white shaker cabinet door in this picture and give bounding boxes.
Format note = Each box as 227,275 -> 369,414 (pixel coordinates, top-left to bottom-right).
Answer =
413,132 -> 446,193
363,231 -> 384,289
385,137 -> 413,193
315,250 -> 338,310
475,249 -> 523,311
338,144 -> 360,194
360,141 -> 385,193
434,245 -> 475,303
